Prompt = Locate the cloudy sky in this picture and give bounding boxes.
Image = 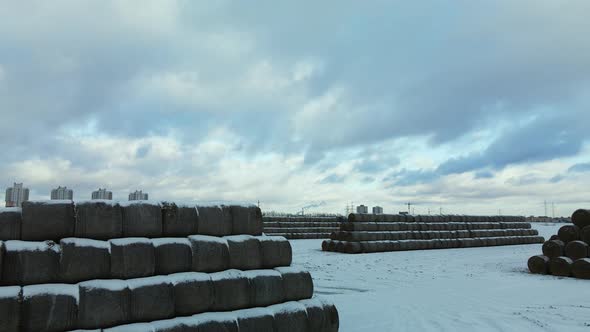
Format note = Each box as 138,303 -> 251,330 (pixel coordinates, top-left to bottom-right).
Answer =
1,1 -> 589,216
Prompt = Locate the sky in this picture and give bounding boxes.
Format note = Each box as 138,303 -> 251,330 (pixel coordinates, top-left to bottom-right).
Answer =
1,0 -> 589,216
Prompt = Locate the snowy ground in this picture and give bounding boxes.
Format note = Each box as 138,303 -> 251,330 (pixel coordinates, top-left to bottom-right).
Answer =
290,223 -> 590,332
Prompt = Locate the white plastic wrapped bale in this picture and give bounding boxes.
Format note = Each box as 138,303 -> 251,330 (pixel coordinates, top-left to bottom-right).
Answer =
230,205 -> 263,236
120,201 -> 163,238
244,269 -> 284,307
275,267 -> 314,301
152,238 -> 192,275
235,308 -> 275,332
21,200 -> 75,241
196,205 -> 232,236
2,240 -> 60,285
300,298 -> 339,332
226,235 -> 262,270
22,284 -> 78,332
110,238 -> 155,279
161,203 -> 198,237
258,236 -> 292,268
128,276 -> 175,323
269,301 -> 310,332
169,272 -> 214,316
75,201 -> 123,240
59,238 -> 111,283
0,286 -> 21,332
210,270 -> 250,311
78,279 -> 131,329
0,207 -> 21,240
189,235 -> 230,273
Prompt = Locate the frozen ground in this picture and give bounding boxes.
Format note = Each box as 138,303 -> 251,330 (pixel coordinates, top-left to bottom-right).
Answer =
290,223 -> 590,332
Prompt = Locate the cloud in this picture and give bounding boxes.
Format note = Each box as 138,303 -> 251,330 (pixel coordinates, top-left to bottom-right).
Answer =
568,162 -> 590,173
319,174 -> 346,184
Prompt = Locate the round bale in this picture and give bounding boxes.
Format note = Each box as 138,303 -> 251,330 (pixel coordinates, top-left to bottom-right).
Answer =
572,209 -> 590,229
558,225 -> 580,243
565,240 -> 589,261
549,256 -> 573,277
528,255 -> 550,274
572,258 -> 590,279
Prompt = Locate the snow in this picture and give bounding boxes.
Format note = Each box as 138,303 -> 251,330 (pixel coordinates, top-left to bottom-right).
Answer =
75,199 -> 120,206
118,200 -> 161,207
26,199 -> 73,205
151,237 -> 191,247
126,275 -> 172,289
168,272 -> 211,284
224,234 -> 255,242
4,240 -> 59,252
109,238 -> 152,246
188,234 -> 228,245
0,207 -> 21,213
23,284 -> 79,302
0,286 -> 21,298
290,223 -> 590,332
79,279 -> 129,291
60,238 -> 109,249
257,235 -> 288,242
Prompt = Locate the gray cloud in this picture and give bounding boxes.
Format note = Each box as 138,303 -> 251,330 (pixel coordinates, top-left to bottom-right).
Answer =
568,162 -> 590,173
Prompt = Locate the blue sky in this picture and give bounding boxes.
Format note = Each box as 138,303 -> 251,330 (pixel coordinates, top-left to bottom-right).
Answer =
1,1 -> 589,216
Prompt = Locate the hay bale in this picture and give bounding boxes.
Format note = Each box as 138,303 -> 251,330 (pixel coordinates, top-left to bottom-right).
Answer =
189,235 -> 230,273
121,202 -> 163,238
230,205 -> 263,236
196,205 -> 233,237
21,284 -> 78,332
549,256 -> 573,277
244,270 -> 284,307
2,240 -> 60,285
78,279 -> 131,329
226,235 -> 262,270
21,200 -> 75,241
103,322 -> 155,332
75,201 -> 123,240
572,209 -> 590,229
128,276 -> 175,322
572,258 -> 590,279
343,241 -> 362,254
321,240 -> 330,251
191,312 -> 239,332
152,238 -> 192,275
558,225 -> 580,243
528,255 -> 550,274
169,272 -> 213,316
275,267 -> 313,301
565,240 -> 589,261
110,238 -> 155,279
0,286 -> 21,332
580,226 -> 590,245
300,298 -> 339,332
235,308 -> 275,332
0,208 -> 21,240
258,236 -> 292,268
161,203 -> 198,237
59,238 -> 110,283
269,301 -> 309,332
210,270 -> 250,311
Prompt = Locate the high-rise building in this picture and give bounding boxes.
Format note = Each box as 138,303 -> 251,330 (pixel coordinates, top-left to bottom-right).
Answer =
51,186 -> 73,200
372,206 -> 383,214
129,190 -> 148,201
5,183 -> 29,207
356,204 -> 368,214
92,188 -> 113,200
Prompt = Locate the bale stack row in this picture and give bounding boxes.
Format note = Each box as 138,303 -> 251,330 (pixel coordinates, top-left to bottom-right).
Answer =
0,201 -> 339,331
528,209 -> 590,279
263,216 -> 344,240
322,213 -> 543,254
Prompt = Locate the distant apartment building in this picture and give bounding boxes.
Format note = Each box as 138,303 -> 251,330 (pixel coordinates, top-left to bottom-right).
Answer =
51,186 -> 73,200
356,204 -> 369,214
5,182 -> 29,207
92,188 -> 113,200
372,206 -> 383,214
129,190 -> 148,201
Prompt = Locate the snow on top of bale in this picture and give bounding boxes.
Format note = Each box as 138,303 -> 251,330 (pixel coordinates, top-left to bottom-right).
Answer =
168,272 -> 211,285
109,237 -> 152,246
104,322 -> 155,332
258,235 -> 288,242
0,207 -> 21,213
193,311 -> 238,324
151,237 -> 191,247
210,269 -> 244,281
25,199 -> 74,205
269,301 -> 306,314
23,284 -> 79,302
61,238 -> 109,249
74,199 -> 121,206
224,234 -> 256,242
4,240 -> 59,252
234,307 -> 273,319
189,234 -> 229,244
243,269 -> 282,278
79,279 -> 129,291
0,286 -> 21,298
274,266 -> 307,274
195,200 -> 256,208
118,200 -> 161,207
126,275 -> 172,289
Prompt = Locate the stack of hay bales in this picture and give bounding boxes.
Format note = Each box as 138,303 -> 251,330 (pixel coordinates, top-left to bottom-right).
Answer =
528,209 -> 590,279
323,213 -> 543,254
263,216 -> 344,240
0,201 -> 339,331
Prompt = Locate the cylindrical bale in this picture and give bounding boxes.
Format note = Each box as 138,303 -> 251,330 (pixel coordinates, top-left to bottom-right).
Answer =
169,272 -> 213,316
558,225 -> 580,243
152,238 -> 192,275
565,240 -> 589,261
188,312 -> 239,332
580,226 -> 590,245
189,235 -> 230,273
269,301 -> 309,332
0,208 -> 21,240
121,202 -> 163,238
230,205 -> 263,236
549,256 -> 573,277
327,240 -> 338,252
75,201 -> 123,240
226,235 -> 262,270
321,240 -> 330,251
572,258 -> 590,279
528,255 -> 550,274
334,241 -> 346,253
78,279 -> 131,329
59,238 -> 110,283
0,286 -> 21,332
109,238 -> 155,279
275,266 -> 314,301
21,284 -> 78,332
244,269 -> 284,307
343,241 -> 362,254
543,239 -> 565,259
2,240 -> 60,285
128,276 -> 175,323
103,322 -> 155,332
300,298 -> 339,332
572,209 -> 590,229
235,308 -> 275,332
21,200 -> 75,241
196,205 -> 233,236
210,270 -> 250,311
161,202 -> 198,237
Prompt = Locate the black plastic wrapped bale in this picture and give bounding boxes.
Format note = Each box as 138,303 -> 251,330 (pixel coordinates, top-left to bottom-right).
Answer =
210,270 -> 250,311
152,238 -> 192,275
300,297 -> 339,332
75,201 -> 123,240
269,301 -> 310,332
191,312 -> 239,332
258,236 -> 293,268
196,205 -> 233,236
21,200 -> 75,241
128,276 -> 175,323
275,267 -> 314,301
189,235 -> 230,273
109,238 -> 155,279
2,240 -> 60,286
103,322 -> 155,332
78,279 -> 131,329
0,286 -> 21,332
226,235 -> 262,270
244,270 -> 285,307
565,240 -> 589,261
161,203 -> 198,237
549,256 -> 573,277
235,308 -> 275,332
121,202 -> 163,238
169,272 -> 214,316
0,208 -> 21,240
572,209 -> 590,229
581,226 -> 590,245
59,238 -> 111,283
230,205 -> 263,236
528,255 -> 549,274
558,225 -> 580,244
21,284 -> 78,332
572,258 -> 590,279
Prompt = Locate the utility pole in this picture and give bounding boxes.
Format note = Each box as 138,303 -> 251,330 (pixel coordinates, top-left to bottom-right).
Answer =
407,202 -> 411,213
552,202 -> 555,218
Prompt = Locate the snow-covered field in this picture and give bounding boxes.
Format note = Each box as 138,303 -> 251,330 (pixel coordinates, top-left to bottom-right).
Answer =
290,223 -> 590,332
